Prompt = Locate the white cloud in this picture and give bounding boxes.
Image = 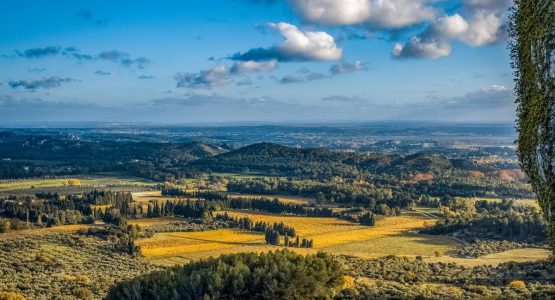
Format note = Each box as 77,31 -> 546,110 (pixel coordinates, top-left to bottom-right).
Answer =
329,60 -> 366,74
269,22 -> 342,61
289,0 -> 371,25
432,14 -> 469,38
459,10 -> 506,46
176,61 -> 278,88
392,37 -> 452,59
231,22 -> 342,61
392,0 -> 510,59
230,60 -> 278,73
174,64 -> 231,88
482,84 -> 507,92
289,0 -> 436,29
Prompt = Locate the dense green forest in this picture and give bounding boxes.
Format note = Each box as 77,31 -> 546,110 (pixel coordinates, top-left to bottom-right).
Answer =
107,250 -> 343,300
0,132 -> 224,180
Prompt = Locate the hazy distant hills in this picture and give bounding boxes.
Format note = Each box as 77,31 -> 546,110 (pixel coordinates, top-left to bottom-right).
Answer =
0,132 -> 498,180
0,131 -> 225,163
191,142 -> 461,177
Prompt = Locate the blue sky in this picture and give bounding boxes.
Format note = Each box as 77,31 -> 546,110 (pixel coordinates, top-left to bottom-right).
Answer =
0,0 -> 515,123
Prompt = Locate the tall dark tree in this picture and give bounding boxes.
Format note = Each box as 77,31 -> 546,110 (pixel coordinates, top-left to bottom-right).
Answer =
510,0 -> 555,253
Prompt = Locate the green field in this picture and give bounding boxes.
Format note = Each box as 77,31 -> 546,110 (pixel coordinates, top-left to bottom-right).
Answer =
0,174 -> 156,192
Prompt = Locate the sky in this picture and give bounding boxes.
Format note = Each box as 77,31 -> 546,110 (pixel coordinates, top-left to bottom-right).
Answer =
0,0 -> 516,124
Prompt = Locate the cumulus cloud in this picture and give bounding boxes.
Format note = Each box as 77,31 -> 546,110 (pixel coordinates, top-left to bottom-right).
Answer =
176,60 -> 279,88
392,0 -> 510,59
8,77 -> 77,90
231,22 -> 342,62
392,37 -> 452,59
459,9 -> 506,46
289,0 -> 436,29
329,60 -> 366,75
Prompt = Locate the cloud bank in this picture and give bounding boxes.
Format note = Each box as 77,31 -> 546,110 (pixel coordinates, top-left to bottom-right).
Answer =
392,0 -> 510,59
8,77 -> 77,90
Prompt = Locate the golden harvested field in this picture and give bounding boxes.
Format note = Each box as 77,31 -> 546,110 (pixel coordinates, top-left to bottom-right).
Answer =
137,211 -> 464,265
137,229 -> 264,258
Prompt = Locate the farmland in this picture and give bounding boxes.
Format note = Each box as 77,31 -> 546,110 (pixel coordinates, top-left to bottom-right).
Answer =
0,175 -> 155,191
136,209 -> 550,267
0,131 -> 552,299
136,211 -> 464,265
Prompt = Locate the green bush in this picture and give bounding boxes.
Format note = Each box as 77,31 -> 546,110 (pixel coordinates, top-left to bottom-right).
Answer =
107,249 -> 344,300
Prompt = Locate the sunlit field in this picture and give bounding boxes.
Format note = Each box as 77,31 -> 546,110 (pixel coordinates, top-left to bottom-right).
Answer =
136,211 -> 465,265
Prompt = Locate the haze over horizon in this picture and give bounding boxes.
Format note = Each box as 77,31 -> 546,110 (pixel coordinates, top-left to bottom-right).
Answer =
0,0 -> 515,123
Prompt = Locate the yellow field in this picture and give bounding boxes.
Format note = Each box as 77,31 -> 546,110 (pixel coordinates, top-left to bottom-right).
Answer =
425,248 -> 550,267
0,175 -> 155,192
137,211 -> 465,265
137,229 -> 264,258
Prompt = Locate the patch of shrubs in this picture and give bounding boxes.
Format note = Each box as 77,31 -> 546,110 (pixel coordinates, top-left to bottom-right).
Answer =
456,239 -> 544,258
336,255 -> 555,298
0,233 -> 157,299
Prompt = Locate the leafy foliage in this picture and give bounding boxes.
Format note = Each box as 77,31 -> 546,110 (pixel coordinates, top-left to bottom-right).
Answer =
0,233 -> 157,299
510,0 -> 555,253
421,200 -> 546,244
337,255 -> 555,299
107,249 -> 344,300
